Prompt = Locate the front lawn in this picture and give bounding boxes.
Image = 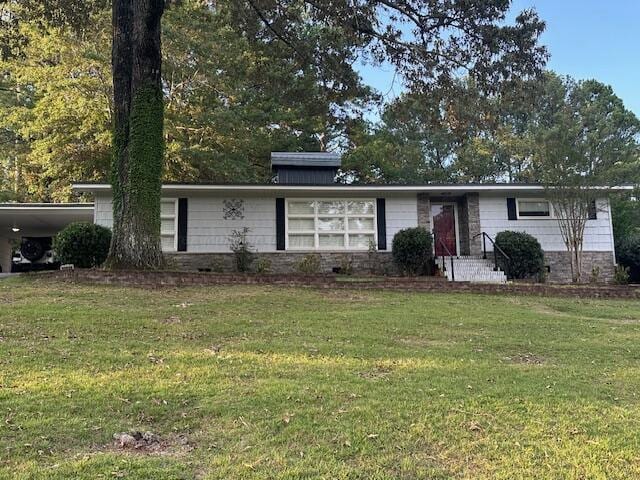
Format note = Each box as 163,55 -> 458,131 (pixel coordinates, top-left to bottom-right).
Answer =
1,277 -> 640,479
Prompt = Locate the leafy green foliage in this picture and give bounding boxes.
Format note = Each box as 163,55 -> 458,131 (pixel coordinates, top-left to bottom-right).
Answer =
228,227 -> 255,273
616,236 -> 640,283
295,253 -> 321,274
614,265 -> 631,285
345,73 -> 640,187
532,74 -> 640,187
241,1 -> 546,94
126,83 -> 164,236
254,257 -> 272,274
0,0 -> 374,201
392,227 -> 433,276
495,230 -> 544,280
612,195 -> 640,243
53,222 -> 111,268
0,15 -> 112,201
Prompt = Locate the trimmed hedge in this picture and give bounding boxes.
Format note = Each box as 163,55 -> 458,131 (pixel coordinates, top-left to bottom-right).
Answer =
392,227 -> 433,276
616,235 -> 640,283
494,230 -> 544,280
53,222 -> 111,268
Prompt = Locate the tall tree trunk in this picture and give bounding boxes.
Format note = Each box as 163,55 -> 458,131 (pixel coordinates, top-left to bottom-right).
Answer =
107,0 -> 165,269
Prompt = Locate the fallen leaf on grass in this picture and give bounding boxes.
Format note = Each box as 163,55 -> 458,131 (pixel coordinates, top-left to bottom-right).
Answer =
468,422 -> 482,432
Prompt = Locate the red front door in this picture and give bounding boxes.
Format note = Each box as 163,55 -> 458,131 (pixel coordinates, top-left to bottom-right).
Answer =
432,204 -> 457,256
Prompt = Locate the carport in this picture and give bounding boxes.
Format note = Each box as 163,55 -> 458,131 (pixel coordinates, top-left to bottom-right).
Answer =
0,203 -> 94,273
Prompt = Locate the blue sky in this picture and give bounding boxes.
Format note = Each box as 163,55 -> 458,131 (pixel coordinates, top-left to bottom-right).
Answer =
356,0 -> 640,117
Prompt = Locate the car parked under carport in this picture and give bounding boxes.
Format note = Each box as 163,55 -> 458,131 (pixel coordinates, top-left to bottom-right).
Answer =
0,203 -> 94,273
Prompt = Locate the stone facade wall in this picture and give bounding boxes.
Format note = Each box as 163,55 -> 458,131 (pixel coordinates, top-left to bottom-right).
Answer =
456,197 -> 470,255
167,251 -> 396,275
544,251 -> 615,283
417,193 -> 430,231
465,193 -> 482,256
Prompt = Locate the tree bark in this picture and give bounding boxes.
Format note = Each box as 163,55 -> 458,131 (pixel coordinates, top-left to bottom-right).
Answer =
107,0 -> 165,269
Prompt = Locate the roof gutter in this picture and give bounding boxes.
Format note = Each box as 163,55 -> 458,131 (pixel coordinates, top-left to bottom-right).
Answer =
72,183 -> 635,194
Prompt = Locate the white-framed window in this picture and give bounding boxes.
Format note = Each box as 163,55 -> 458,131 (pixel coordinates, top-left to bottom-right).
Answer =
160,198 -> 178,251
286,199 -> 377,250
516,198 -> 552,219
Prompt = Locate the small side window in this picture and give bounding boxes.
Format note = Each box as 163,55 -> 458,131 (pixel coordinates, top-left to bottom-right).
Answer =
517,200 -> 551,218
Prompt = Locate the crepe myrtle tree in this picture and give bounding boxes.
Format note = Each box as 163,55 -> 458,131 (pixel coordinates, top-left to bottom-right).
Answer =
545,186 -> 595,283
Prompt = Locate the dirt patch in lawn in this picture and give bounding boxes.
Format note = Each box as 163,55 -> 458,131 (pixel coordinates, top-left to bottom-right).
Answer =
104,431 -> 194,457
358,364 -> 394,380
505,353 -> 546,365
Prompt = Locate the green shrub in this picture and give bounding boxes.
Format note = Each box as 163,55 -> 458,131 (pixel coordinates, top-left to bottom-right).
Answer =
614,265 -> 630,285
228,227 -> 254,273
53,222 -> 111,268
392,227 -> 433,276
255,257 -> 272,274
494,231 -> 544,280
338,255 -> 354,275
616,235 -> 640,283
295,254 -> 321,274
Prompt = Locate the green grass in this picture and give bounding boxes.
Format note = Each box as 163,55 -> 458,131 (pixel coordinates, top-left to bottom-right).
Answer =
1,276 -> 640,479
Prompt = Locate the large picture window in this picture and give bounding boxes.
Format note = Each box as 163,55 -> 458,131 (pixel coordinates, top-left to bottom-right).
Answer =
160,198 -> 178,251
286,199 -> 376,250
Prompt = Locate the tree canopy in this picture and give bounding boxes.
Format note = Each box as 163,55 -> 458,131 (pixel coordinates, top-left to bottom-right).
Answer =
1,1 -> 638,243
0,0 -> 376,201
343,73 -> 640,186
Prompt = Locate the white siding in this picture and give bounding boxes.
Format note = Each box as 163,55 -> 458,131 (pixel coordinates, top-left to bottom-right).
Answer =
479,194 -> 614,252
385,194 -> 418,249
92,192 -> 420,253
94,194 -> 276,253
94,194 -> 113,229
188,195 -> 276,252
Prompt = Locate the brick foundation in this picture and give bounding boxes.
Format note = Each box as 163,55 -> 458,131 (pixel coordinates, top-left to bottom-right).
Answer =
51,269 -> 640,299
166,251 -> 396,275
544,251 -> 615,283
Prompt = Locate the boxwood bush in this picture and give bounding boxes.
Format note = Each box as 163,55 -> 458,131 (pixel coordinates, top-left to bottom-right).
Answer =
53,222 -> 111,268
494,230 -> 544,280
616,235 -> 640,283
392,227 -> 433,276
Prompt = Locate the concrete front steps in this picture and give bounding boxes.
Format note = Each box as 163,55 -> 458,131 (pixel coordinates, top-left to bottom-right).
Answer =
436,256 -> 507,283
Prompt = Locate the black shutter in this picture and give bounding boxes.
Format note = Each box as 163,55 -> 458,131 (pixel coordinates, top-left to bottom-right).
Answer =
177,198 -> 188,252
507,197 -> 517,220
276,198 -> 285,250
376,198 -> 387,250
588,199 -> 597,220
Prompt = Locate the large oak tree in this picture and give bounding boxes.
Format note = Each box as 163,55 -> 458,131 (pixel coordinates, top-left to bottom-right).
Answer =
108,0 -> 165,268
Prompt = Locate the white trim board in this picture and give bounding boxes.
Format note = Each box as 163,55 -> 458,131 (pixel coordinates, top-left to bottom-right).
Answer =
73,184 -> 635,194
